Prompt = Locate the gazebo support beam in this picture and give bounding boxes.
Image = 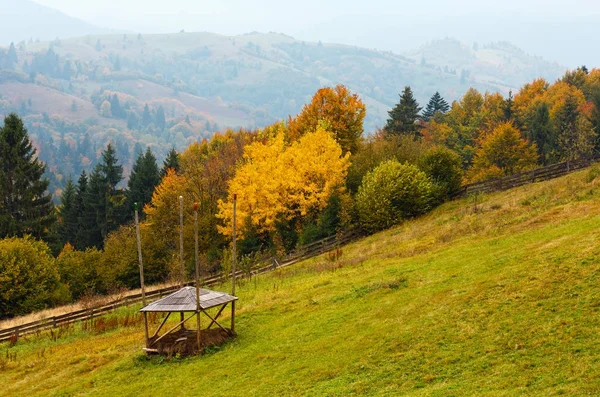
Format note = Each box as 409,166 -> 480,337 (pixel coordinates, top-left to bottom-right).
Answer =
151,312 -> 171,339
201,309 -> 230,334
206,304 -> 228,330
150,312 -> 196,347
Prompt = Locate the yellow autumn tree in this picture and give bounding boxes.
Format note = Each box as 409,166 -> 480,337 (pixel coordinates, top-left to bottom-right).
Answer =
144,168 -> 188,253
217,124 -> 350,238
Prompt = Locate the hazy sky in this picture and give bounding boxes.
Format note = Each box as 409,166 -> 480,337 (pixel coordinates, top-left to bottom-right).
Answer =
32,0 -> 600,67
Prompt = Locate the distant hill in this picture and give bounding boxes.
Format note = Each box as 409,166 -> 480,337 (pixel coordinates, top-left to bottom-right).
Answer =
0,0 -> 108,45
404,38 -> 564,91
0,32 -> 566,197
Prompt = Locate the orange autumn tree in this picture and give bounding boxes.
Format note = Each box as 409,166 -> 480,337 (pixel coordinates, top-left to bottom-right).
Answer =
288,84 -> 366,154
217,124 -> 350,239
468,122 -> 538,182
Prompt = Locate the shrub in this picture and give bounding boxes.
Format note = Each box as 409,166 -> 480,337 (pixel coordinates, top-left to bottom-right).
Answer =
0,236 -> 66,317
419,147 -> 463,203
56,243 -> 102,300
355,160 -> 433,233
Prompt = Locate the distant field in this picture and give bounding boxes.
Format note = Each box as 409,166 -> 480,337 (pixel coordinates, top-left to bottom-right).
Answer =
3,168 -> 600,396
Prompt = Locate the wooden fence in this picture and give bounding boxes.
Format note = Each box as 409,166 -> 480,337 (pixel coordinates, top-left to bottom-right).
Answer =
0,231 -> 360,343
452,156 -> 600,198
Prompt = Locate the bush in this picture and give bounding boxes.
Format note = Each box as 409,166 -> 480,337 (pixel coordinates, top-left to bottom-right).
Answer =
347,134 -> 429,194
56,243 -> 102,300
419,147 -> 463,203
355,160 -> 433,233
0,236 -> 67,317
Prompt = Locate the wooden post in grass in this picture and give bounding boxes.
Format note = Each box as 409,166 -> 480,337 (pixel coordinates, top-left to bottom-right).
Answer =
194,202 -> 202,352
179,195 -> 185,328
134,203 -> 149,346
231,193 -> 237,332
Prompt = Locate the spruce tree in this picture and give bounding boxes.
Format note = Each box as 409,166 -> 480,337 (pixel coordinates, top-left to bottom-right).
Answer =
82,165 -> 106,248
74,170 -> 88,250
160,147 -> 180,177
142,104 -> 152,127
422,92 -> 450,121
385,86 -> 423,138
503,90 -> 514,122
7,42 -> 18,66
155,106 -> 166,130
0,113 -> 55,239
101,143 -> 123,191
126,148 -> 160,218
527,102 -> 556,164
58,177 -> 78,246
80,145 -> 126,248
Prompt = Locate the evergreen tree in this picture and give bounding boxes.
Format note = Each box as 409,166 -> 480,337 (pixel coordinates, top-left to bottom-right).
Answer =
527,102 -> 556,164
422,92 -> 450,121
142,104 -> 151,126
110,94 -> 123,118
127,112 -> 139,129
385,86 -> 423,138
0,114 -> 55,240
160,147 -> 180,177
155,105 -> 166,130
556,95 -> 596,163
126,148 -> 160,219
80,145 -> 126,248
58,177 -> 78,246
503,90 -> 514,122
74,170 -> 88,250
7,42 -> 18,66
101,143 -> 123,191
81,165 -> 106,248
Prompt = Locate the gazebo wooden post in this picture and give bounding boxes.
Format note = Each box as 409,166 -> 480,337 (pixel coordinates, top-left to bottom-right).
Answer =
179,195 -> 185,329
231,194 -> 237,332
134,203 -> 149,347
194,203 -> 202,352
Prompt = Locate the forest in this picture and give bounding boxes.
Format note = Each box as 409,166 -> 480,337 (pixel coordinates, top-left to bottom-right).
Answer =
0,33 -> 565,199
1,64 -> 599,318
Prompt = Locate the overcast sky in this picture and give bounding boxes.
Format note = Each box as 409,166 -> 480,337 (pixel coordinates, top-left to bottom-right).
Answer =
32,0 -> 600,67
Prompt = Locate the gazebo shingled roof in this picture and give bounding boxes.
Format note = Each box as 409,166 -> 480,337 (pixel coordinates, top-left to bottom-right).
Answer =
140,286 -> 238,313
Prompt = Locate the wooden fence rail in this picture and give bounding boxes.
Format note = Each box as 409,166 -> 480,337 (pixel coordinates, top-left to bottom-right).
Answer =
451,156 -> 600,199
0,231 -> 360,343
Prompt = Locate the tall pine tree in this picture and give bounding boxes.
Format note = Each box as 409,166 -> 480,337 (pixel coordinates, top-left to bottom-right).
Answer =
74,170 -> 89,250
527,102 -> 556,164
80,144 -> 126,248
422,92 -> 450,121
385,86 -> 423,138
0,113 -> 55,239
160,147 -> 180,178
58,177 -> 78,247
126,147 -> 160,218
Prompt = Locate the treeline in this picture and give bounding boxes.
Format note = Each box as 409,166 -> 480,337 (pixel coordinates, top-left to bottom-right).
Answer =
2,66 -> 600,318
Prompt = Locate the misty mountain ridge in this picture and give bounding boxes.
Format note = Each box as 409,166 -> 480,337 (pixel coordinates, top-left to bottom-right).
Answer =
0,0 -> 110,45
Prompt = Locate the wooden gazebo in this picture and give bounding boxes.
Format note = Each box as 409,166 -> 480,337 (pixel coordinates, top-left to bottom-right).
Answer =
133,196 -> 240,356
140,287 -> 237,355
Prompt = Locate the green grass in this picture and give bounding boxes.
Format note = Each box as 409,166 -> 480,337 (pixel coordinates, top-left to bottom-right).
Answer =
3,169 -> 600,396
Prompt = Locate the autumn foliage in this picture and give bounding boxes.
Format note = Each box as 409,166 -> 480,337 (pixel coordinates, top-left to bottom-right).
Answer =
288,85 -> 366,154
217,124 -> 350,238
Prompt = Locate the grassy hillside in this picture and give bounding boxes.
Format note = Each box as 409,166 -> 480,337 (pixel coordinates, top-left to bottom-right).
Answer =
3,167 -> 600,396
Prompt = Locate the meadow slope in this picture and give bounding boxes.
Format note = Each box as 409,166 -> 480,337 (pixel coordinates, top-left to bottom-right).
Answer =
2,167 -> 600,396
